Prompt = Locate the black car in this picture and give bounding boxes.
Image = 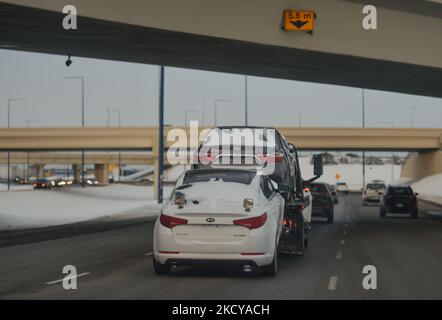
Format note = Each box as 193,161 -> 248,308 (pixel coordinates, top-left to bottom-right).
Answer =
310,182 -> 334,223
192,127 -> 298,193
380,186 -> 418,218
33,179 -> 51,190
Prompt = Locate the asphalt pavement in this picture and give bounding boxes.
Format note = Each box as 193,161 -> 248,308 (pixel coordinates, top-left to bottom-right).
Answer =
1,194 -> 442,299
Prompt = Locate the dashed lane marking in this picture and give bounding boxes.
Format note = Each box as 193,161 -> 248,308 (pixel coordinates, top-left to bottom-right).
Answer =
328,276 -> 338,290
46,272 -> 91,285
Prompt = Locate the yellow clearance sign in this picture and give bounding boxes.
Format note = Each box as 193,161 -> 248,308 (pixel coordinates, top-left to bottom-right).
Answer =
283,10 -> 315,31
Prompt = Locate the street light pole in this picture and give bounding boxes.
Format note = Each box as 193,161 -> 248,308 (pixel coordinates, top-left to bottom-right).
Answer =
158,66 -> 165,204
214,99 -> 230,126
26,120 -> 38,181
409,106 -> 416,128
107,108 -> 122,182
245,75 -> 248,126
64,76 -> 85,187
6,98 -> 24,191
362,89 -> 366,190
185,109 -> 200,127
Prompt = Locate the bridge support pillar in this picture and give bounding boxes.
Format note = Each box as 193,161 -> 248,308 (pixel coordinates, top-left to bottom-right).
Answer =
34,164 -> 44,179
95,164 -> 109,185
401,150 -> 442,180
72,164 -> 81,183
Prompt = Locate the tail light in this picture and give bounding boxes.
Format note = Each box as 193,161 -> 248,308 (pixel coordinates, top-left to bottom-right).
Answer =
257,153 -> 284,164
234,213 -> 267,229
194,149 -> 216,164
33,184 -> 37,187
160,213 -> 188,228
283,218 -> 298,230
304,187 -> 310,192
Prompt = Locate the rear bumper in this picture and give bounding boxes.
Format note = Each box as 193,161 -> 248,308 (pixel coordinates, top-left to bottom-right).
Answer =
385,205 -> 416,214
363,196 -> 381,203
154,252 -> 272,267
312,206 -> 332,217
153,220 -> 275,266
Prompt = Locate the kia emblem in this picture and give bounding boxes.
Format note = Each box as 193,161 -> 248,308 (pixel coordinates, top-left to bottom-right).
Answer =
206,218 -> 215,223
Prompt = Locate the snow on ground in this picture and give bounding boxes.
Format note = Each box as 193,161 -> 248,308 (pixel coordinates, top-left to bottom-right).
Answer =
0,184 -> 173,230
0,183 -> 33,191
298,156 -> 402,191
411,173 -> 442,205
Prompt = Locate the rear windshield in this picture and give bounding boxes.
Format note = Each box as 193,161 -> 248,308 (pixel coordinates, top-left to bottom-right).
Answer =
388,187 -> 413,195
367,183 -> 386,190
183,171 -> 255,185
310,184 -> 328,193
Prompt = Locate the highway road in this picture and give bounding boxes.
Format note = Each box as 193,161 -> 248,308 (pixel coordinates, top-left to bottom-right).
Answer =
1,194 -> 442,300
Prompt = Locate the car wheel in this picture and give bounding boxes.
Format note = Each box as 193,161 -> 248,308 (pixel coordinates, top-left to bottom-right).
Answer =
363,201 -> 367,206
380,209 -> 386,218
411,210 -> 418,219
152,256 -> 170,275
327,207 -> 334,223
262,250 -> 277,277
304,238 -> 309,249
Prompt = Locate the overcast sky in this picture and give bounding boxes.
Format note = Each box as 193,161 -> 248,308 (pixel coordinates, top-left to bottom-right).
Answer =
1,49 -> 441,129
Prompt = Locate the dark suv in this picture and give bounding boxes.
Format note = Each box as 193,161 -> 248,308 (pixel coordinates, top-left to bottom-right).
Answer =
192,127 -> 298,192
380,186 -> 418,218
310,182 -> 334,223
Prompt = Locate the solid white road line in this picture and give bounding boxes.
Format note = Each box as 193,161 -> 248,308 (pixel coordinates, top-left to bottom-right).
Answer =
340,239 -> 346,245
328,276 -> 338,290
46,272 -> 91,285
144,252 -> 153,256
336,252 -> 342,260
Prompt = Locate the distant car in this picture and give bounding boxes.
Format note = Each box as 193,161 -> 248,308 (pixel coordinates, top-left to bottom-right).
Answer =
33,179 -> 51,190
153,169 -> 285,276
86,178 -> 99,186
336,182 -> 349,194
380,186 -> 418,219
50,178 -> 68,187
328,184 -> 338,204
362,180 -> 386,205
310,182 -> 334,223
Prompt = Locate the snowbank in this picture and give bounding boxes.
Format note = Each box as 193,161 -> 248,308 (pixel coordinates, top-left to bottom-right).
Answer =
298,156 -> 402,191
0,184 -> 173,230
411,173 -> 442,205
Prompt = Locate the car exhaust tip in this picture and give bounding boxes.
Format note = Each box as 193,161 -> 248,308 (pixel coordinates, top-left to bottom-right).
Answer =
241,264 -> 254,272
169,262 -> 178,269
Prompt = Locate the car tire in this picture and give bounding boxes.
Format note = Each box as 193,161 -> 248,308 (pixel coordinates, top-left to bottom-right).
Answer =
411,210 -> 418,219
304,238 -> 309,249
327,207 -> 334,223
153,256 -> 170,275
363,201 -> 367,206
262,250 -> 277,277
380,209 -> 386,218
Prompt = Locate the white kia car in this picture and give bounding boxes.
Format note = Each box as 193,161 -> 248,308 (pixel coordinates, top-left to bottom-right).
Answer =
153,169 -> 285,276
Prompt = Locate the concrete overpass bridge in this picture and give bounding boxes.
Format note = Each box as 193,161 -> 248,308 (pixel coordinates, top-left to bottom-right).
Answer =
1,127 -> 441,184
1,127 -> 442,152
1,0 -> 441,97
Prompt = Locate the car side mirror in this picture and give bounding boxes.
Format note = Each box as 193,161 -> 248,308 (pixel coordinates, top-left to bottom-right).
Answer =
415,192 -> 419,196
270,180 -> 279,191
288,143 -> 296,153
313,154 -> 323,176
